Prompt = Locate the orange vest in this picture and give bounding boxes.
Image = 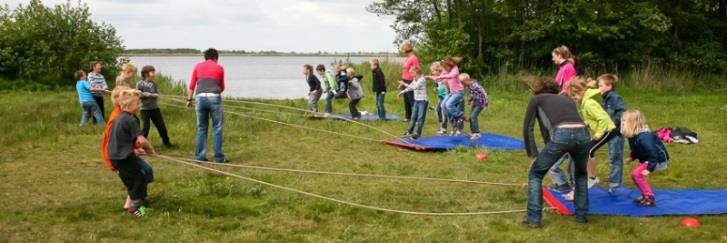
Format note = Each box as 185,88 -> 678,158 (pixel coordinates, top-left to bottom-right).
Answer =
102,107 -> 141,171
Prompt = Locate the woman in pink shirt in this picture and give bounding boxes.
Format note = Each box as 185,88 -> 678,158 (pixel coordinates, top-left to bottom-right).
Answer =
553,45 -> 577,95
428,57 -> 464,135
399,43 -> 420,121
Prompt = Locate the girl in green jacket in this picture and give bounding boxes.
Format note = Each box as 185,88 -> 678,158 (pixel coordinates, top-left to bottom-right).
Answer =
568,78 -> 617,189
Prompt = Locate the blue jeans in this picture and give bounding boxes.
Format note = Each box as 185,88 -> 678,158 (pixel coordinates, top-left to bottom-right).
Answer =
407,100 -> 428,137
324,91 -> 335,113
436,97 -> 448,130
469,105 -> 484,133
80,102 -> 105,126
195,96 -> 225,162
445,91 -> 465,130
528,127 -> 591,223
375,92 -> 386,119
139,158 -> 154,183
607,134 -> 624,188
549,154 -> 574,187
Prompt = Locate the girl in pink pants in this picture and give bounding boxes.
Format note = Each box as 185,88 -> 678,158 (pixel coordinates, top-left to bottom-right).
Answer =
621,109 -> 669,207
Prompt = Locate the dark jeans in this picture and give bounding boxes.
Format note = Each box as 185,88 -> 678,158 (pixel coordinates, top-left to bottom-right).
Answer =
324,91 -> 335,113
141,108 -> 171,145
349,98 -> 361,118
528,127 -> 591,223
375,92 -> 386,119
407,100 -> 428,137
92,95 -> 105,123
436,97 -> 448,130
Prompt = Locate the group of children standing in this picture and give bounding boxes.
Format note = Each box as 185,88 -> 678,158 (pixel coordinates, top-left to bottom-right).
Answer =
548,45 -> 670,207
302,56 -> 490,141
76,62 -> 175,217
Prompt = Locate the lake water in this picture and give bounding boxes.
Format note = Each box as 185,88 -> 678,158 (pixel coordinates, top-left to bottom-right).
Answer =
127,55 -> 402,99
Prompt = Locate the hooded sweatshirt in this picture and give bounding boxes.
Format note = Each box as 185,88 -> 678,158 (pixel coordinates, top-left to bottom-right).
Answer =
579,88 -> 616,140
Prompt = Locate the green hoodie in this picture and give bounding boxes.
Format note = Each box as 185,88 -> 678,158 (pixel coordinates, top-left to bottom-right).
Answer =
579,88 -> 616,140
322,71 -> 338,93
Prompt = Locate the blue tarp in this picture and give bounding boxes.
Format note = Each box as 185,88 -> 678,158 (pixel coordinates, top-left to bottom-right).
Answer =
386,133 -> 525,151
330,114 -> 401,121
544,187 -> 727,216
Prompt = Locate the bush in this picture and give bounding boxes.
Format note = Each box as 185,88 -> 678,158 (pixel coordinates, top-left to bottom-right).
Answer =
0,0 -> 123,87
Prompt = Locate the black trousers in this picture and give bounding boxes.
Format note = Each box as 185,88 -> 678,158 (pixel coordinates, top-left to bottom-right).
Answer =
349,98 -> 361,118
141,108 -> 171,145
92,96 -> 105,123
112,156 -> 147,200
401,79 -> 414,120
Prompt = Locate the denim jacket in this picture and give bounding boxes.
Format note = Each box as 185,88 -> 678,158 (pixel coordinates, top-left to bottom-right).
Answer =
602,90 -> 627,130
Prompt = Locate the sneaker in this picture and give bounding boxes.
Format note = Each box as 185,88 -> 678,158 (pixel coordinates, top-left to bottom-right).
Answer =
323,112 -> 332,118
215,159 -> 230,163
587,177 -> 600,189
553,183 -> 572,193
470,133 -> 481,140
129,206 -> 150,217
516,215 -> 542,228
636,195 -> 656,207
402,132 -> 413,139
632,195 -> 645,204
163,143 -> 177,148
412,134 -> 420,139
562,191 -> 574,201
608,187 -> 617,195
437,128 -> 447,135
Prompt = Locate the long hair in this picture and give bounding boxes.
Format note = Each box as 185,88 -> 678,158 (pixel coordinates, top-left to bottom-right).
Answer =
567,77 -> 597,97
620,109 -> 646,138
552,45 -> 574,60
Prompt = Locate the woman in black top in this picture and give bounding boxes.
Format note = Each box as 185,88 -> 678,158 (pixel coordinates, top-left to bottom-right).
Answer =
520,78 -> 591,228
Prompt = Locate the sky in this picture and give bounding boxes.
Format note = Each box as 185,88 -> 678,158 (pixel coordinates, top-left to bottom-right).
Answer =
5,0 -> 398,52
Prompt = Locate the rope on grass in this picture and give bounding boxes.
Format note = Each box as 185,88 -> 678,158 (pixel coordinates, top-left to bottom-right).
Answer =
153,154 -> 527,216
160,94 -> 411,144
166,155 -> 525,187
161,101 -> 384,143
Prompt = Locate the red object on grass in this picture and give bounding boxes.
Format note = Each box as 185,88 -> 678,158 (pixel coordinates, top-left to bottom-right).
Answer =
680,217 -> 701,227
475,153 -> 488,160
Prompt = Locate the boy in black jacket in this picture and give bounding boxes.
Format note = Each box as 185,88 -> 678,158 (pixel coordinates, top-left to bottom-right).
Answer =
371,59 -> 387,119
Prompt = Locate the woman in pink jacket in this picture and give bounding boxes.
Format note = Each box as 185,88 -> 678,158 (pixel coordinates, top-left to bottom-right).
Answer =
552,45 -> 577,95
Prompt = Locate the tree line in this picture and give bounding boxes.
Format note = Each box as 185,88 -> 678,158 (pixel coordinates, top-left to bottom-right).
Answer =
0,0 -> 123,87
368,0 -> 727,76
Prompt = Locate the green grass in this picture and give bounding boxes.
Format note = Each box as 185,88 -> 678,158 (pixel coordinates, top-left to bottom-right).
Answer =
1,74 -> 726,242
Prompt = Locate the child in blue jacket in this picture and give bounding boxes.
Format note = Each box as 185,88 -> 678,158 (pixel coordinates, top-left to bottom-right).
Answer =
621,109 -> 669,207
598,74 -> 627,193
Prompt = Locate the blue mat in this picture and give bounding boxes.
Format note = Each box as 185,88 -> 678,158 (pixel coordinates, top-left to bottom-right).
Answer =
330,114 -> 401,121
386,133 -> 525,151
544,187 -> 727,216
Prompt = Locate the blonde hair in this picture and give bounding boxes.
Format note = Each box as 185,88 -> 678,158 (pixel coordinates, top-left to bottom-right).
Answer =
111,86 -> 131,107
552,45 -> 574,60
430,62 -> 442,72
346,67 -> 354,73
370,58 -> 380,68
458,73 -> 471,81
117,89 -> 140,108
115,63 -> 138,87
620,109 -> 646,138
567,77 -> 597,97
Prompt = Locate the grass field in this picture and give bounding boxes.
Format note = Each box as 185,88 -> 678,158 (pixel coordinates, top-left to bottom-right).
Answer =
1,77 -> 726,241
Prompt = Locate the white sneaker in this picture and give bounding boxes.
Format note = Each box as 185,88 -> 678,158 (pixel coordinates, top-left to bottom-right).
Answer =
470,133 -> 481,140
562,191 -> 574,201
587,177 -> 600,189
437,128 -> 447,135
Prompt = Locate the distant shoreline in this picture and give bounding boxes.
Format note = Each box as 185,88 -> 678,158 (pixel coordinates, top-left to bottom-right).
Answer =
122,53 -> 401,58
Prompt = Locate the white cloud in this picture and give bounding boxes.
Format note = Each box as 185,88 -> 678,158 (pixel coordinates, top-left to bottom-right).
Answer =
4,0 -> 397,52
